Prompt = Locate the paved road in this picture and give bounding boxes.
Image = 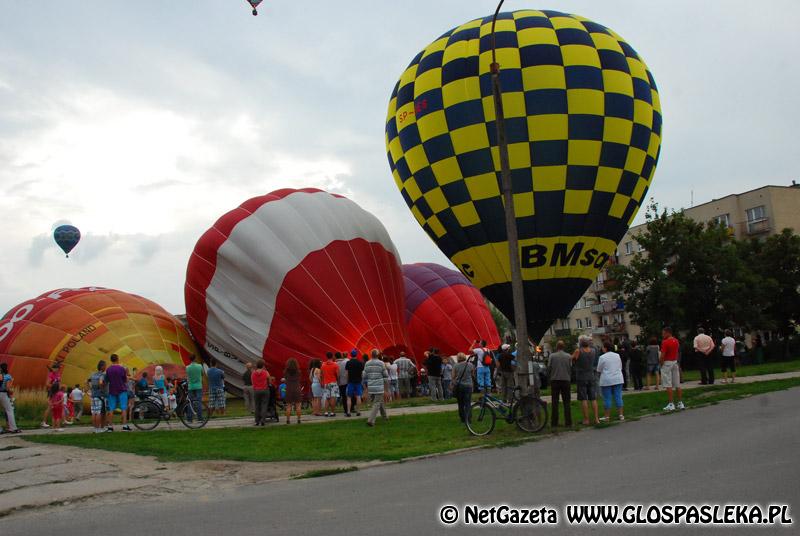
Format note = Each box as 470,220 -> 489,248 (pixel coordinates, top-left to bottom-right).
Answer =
5,388 -> 798,535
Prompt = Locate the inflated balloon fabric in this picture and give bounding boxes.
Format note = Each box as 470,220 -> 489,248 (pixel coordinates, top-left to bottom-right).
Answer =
185,188 -> 411,388
403,263 -> 500,359
0,287 -> 196,389
385,10 -> 661,339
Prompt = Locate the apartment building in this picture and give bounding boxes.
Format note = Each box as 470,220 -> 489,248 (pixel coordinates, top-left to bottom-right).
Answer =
545,182 -> 800,344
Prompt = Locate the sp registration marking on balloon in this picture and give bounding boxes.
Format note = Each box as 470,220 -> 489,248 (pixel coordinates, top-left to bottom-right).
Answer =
386,9 -> 661,339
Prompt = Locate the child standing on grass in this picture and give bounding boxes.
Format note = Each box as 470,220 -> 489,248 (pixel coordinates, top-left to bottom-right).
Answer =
49,382 -> 65,431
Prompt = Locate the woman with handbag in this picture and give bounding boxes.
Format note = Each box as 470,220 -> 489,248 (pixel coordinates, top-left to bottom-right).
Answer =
451,352 -> 475,424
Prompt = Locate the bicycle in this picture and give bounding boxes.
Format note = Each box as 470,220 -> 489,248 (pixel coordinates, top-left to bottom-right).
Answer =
465,386 -> 547,436
131,382 -> 210,431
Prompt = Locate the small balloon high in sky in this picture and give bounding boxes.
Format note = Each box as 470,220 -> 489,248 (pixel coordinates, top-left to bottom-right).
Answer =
385,9 -> 662,340
53,224 -> 81,258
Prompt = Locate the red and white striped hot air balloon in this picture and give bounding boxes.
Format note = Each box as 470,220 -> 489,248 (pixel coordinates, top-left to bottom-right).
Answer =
184,188 -> 411,389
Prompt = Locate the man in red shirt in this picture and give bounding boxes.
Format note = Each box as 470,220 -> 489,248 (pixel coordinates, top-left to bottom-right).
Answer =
320,353 -> 340,417
660,327 -> 685,412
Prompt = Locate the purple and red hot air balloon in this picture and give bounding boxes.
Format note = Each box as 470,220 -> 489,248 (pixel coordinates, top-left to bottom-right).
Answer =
403,262 -> 501,360
185,188 -> 412,389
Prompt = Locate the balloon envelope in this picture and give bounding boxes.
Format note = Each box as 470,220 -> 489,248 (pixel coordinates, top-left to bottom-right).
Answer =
185,188 -> 411,389
403,263 -> 500,359
0,287 -> 197,390
53,224 -> 81,256
385,10 -> 661,340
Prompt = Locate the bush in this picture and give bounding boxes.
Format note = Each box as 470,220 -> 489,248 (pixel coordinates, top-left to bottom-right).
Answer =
10,388 -> 49,423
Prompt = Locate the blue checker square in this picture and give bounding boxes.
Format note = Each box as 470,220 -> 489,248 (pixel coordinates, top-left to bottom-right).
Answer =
456,149 -> 495,175
514,15 -> 554,30
566,166 -> 598,189
604,93 -> 634,120
417,50 -> 444,76
525,88 -> 568,115
442,56 -> 479,85
568,114 -> 604,140
600,142 -> 630,168
556,28 -> 595,47
398,123 -> 422,152
519,44 -> 564,68
441,182 -> 471,206
598,49 -> 630,73
565,65 -> 604,90
630,123 -> 651,151
422,134 -> 456,164
531,140 -> 568,166
445,100 -> 484,131
414,166 -> 439,194
617,171 -> 639,196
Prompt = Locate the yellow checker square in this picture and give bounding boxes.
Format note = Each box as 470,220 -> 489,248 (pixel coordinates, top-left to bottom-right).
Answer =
517,27 -> 559,47
564,190 -> 593,214
395,101 -> 417,133
442,40 -> 470,66
431,157 -> 463,185
508,142 -> 532,169
627,58 -> 648,81
451,202 -> 481,227
422,36 -> 448,57
427,214 -> 447,238
502,91 -> 527,119
594,166 -> 623,192
513,10 -> 547,20
414,68 -> 443,96
602,69 -> 633,96
465,172 -> 500,200
528,114 -> 568,141
385,97 -> 397,123
647,132 -> 661,160
624,147 -> 647,173
591,32 -> 624,53
522,64 -> 566,91
388,137 -> 404,165
481,95 -> 496,122
603,117 -> 633,144
651,89 -> 661,113
458,17 -> 482,31
560,44 -> 601,68
404,144 -> 430,174
567,89 -> 604,115
392,169 -> 403,191
549,16 -> 585,30
568,140 -> 602,166
410,205 -> 426,226
423,187 -> 449,214
442,77 -> 480,107
398,67 -> 418,92
513,192 -> 535,217
609,193 -> 630,218
532,165 -> 567,191
494,46 -> 522,70
450,123 -> 490,155
631,178 -> 648,202
416,110 -> 449,141
490,18 -> 517,33
403,177 -> 423,202
633,100 -> 653,128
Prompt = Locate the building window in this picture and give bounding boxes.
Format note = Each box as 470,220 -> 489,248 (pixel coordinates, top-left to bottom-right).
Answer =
624,241 -> 632,255
586,317 -> 592,327
638,243 -> 645,252
746,205 -> 768,234
576,319 -> 583,329
561,319 -> 570,330
712,213 -> 730,227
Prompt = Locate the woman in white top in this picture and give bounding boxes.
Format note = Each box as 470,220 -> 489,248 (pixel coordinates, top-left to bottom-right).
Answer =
596,340 -> 625,422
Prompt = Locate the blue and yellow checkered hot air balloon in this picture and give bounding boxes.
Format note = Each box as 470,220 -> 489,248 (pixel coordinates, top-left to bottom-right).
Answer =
385,10 -> 662,340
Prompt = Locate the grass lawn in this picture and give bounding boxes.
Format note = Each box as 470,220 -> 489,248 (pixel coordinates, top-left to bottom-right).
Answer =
25,377 -> 800,463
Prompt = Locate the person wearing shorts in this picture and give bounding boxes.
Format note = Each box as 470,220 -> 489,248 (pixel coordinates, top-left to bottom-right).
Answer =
105,354 -> 131,431
345,352 -> 365,417
320,353 -> 340,417
572,336 -> 599,425
660,327 -> 685,412
720,330 -> 737,383
206,360 -> 226,417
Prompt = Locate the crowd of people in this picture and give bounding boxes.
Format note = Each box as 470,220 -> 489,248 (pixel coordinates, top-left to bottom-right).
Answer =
0,327 -> 746,434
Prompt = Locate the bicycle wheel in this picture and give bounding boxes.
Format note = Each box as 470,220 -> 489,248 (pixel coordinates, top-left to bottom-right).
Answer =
179,399 -> 210,429
514,397 -> 547,433
131,400 -> 161,431
466,401 -> 496,436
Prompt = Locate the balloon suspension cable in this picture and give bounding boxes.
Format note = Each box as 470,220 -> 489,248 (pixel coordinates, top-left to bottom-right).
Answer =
490,0 -> 534,395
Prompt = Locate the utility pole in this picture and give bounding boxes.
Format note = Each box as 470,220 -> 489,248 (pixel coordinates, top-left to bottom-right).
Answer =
489,0 -> 534,395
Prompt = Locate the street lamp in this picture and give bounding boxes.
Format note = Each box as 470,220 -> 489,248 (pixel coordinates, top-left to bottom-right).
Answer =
489,0 -> 534,395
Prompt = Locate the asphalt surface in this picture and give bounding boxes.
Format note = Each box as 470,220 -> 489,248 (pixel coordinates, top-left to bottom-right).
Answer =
4,388 -> 798,535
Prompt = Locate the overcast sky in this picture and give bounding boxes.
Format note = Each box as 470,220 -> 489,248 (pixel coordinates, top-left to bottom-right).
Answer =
1,0 -> 798,315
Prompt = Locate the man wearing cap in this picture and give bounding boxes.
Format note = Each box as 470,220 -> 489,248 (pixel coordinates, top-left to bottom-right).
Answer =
496,343 -> 516,401
345,349 -> 364,417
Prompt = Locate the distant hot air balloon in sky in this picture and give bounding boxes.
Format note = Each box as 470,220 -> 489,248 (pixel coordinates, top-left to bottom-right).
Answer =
0,287 -> 197,390
185,188 -> 411,389
403,263 -> 500,359
247,0 -> 263,16
385,10 -> 662,340
53,224 -> 81,258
